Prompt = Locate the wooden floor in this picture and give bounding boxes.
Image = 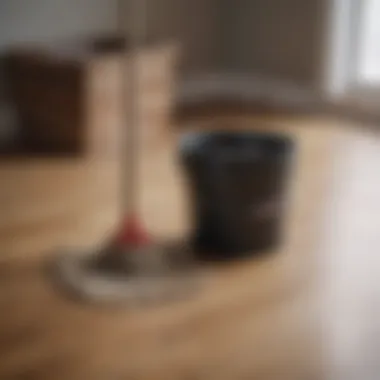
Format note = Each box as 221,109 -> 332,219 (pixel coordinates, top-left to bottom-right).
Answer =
0,111 -> 379,379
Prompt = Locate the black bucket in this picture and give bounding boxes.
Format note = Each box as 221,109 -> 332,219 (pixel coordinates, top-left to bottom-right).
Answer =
180,131 -> 295,261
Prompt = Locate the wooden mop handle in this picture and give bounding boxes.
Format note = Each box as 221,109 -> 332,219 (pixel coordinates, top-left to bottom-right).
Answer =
119,0 -> 146,216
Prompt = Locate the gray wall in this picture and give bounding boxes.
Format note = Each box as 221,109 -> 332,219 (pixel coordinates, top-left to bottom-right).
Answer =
0,0 -> 329,90
0,0 -> 220,78
0,0 -> 221,139
0,0 -> 119,139
221,0 -> 328,88
0,0 -> 118,49
0,0 -> 118,103
144,0 -> 221,76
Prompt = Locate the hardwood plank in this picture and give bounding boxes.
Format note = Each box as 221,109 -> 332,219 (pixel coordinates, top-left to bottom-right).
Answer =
0,111 -> 376,379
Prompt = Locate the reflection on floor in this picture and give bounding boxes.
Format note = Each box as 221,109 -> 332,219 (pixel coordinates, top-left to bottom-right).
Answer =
321,129 -> 380,380
0,111 -> 379,379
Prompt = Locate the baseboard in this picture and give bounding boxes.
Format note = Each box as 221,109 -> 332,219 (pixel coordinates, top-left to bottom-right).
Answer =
177,72 -> 380,126
177,72 -> 323,113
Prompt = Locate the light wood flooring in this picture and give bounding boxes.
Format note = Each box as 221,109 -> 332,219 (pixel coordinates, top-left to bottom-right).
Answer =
0,112 -> 379,379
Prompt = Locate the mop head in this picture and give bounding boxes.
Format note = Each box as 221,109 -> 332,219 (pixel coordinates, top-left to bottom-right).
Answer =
51,241 -> 203,305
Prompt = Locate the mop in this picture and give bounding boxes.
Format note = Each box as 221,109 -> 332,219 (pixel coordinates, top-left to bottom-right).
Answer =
52,0 -> 201,304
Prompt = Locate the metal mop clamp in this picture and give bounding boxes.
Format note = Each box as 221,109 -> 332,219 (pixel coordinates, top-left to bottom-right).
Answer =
52,0 -> 201,305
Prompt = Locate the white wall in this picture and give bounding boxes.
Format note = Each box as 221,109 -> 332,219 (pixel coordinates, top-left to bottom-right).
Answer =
357,0 -> 380,84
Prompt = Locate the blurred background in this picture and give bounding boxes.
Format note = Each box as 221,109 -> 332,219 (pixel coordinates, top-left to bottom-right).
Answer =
1,0 -> 380,149
0,1 -> 379,379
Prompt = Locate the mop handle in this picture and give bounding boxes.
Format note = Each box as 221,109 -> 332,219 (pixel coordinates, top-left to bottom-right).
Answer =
119,0 -> 146,216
